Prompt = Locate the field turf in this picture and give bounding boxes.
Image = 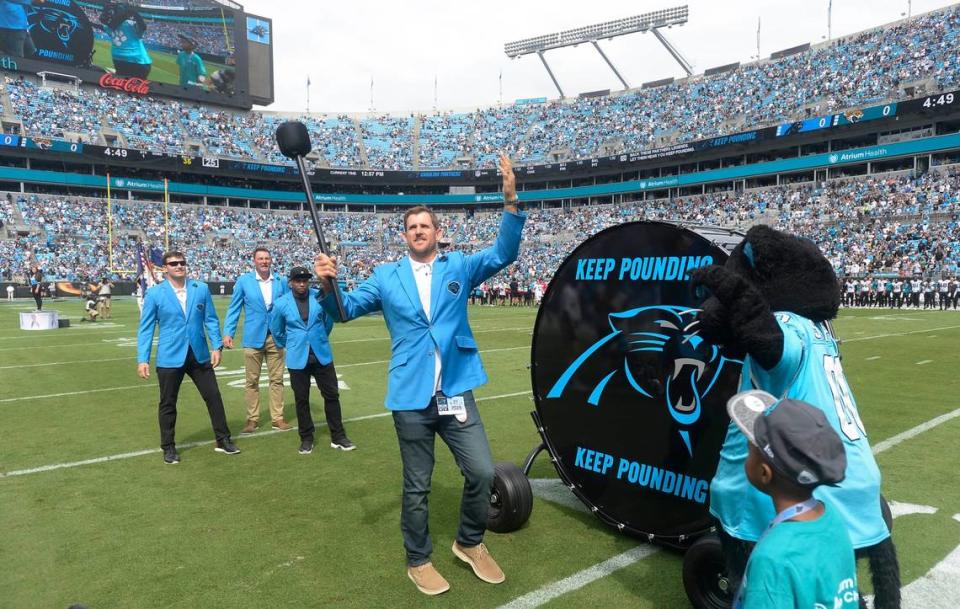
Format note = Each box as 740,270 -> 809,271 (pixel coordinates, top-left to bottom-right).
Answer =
1,299 -> 958,608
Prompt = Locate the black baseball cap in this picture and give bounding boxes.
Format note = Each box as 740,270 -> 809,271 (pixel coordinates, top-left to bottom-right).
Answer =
727,390 -> 847,488
288,266 -> 312,280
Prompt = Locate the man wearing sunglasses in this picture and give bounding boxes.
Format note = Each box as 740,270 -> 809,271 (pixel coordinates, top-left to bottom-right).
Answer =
137,251 -> 239,464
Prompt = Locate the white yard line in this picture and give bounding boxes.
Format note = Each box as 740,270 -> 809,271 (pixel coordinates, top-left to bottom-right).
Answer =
898,545 -> 960,609
0,356 -> 136,370
492,546 -> 659,609
917,360 -> 934,365
0,384 -> 149,403
0,329 -> 130,341
866,356 -> 882,361
0,346 -> 528,372
843,325 -> 960,343
0,390 -> 532,478
887,501 -> 938,519
1,346 -> 529,402
871,407 -> 960,455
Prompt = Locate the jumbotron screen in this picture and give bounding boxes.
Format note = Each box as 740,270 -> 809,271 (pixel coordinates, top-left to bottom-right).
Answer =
0,0 -> 273,109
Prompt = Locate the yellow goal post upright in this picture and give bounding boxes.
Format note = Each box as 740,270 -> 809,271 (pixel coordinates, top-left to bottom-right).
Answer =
105,174 -> 170,274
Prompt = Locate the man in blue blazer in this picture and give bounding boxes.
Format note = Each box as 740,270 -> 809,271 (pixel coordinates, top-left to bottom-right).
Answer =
314,154 -> 523,596
223,247 -> 291,434
137,251 -> 238,464
270,266 -> 354,455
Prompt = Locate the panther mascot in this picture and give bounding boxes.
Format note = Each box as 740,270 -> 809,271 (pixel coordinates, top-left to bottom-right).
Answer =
691,224 -> 900,609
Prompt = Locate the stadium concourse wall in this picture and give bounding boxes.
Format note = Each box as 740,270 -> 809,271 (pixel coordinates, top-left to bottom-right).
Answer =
2,132 -> 960,206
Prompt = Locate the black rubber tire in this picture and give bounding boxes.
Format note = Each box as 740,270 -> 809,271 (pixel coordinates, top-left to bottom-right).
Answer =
682,533 -> 734,609
487,461 -> 534,533
880,494 -> 893,534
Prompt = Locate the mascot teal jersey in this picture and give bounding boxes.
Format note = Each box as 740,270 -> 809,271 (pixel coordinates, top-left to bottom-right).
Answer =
710,312 -> 888,549
111,20 -> 151,64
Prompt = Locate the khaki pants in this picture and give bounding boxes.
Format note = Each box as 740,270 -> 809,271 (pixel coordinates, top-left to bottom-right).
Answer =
244,335 -> 285,423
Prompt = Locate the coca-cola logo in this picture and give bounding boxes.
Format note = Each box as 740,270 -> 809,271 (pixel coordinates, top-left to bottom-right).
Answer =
99,73 -> 150,95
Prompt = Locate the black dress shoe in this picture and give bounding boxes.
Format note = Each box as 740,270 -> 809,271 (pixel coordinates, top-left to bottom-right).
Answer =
163,448 -> 180,464
214,439 -> 240,455
331,436 -> 356,451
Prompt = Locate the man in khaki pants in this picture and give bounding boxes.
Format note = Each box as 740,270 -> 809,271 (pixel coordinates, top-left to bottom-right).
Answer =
223,247 -> 292,433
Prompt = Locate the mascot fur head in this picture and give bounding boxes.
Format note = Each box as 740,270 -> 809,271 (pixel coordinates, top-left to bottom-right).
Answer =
722,224 -> 841,322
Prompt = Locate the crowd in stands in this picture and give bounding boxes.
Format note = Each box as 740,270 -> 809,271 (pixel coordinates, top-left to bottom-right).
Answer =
3,168 -> 960,298
130,0 -> 220,8
3,5 -> 960,169
139,22 -> 232,57
80,4 -> 233,57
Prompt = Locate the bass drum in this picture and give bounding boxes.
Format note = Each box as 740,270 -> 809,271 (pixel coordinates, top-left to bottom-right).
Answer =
530,221 -> 744,545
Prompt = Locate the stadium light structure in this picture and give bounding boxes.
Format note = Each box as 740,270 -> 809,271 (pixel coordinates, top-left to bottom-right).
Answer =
504,6 -> 693,98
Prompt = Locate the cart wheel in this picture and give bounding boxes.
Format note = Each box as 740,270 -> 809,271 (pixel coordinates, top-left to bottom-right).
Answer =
682,533 -> 734,609
487,462 -> 533,533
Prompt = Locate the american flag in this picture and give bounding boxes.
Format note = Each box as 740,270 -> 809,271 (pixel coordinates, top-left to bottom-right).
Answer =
135,242 -> 162,293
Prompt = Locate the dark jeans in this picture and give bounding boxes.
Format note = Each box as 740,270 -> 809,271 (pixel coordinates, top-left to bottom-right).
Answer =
288,359 -> 345,441
155,348 -> 230,449
0,29 -> 35,57
32,290 -> 42,310
392,390 -> 495,567
114,60 -> 152,79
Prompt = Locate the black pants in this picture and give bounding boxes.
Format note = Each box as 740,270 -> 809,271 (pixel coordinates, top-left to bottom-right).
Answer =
32,289 -> 42,310
156,348 -> 230,449
114,60 -> 152,79
288,358 -> 345,441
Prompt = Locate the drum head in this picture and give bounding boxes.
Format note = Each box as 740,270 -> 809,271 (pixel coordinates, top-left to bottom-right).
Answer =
531,221 -> 744,541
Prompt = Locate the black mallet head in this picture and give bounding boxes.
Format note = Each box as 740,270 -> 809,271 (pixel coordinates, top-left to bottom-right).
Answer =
275,121 -> 312,159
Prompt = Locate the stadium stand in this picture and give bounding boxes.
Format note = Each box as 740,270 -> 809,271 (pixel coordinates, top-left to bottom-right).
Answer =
3,166 -> 959,288
3,5 -> 960,169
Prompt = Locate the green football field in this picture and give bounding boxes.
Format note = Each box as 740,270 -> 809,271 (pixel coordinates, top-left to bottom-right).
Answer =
92,40 -> 230,87
1,300 -> 959,609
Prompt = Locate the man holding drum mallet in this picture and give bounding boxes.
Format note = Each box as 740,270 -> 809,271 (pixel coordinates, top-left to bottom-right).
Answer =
314,154 -> 524,596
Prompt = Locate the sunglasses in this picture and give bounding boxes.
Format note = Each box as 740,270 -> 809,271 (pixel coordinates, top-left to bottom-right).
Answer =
166,261 -> 187,267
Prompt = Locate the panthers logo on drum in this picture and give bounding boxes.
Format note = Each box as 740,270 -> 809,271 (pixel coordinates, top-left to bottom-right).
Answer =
546,305 -> 740,456
31,8 -> 81,46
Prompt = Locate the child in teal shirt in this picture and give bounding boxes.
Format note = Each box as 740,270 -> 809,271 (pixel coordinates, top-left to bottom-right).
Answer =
176,34 -> 207,87
727,390 -> 860,609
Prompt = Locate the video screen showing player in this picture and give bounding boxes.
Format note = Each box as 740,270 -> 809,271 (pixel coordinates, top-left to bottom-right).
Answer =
21,0 -> 237,94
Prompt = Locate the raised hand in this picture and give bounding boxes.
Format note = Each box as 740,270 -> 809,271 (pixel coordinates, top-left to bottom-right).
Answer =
499,152 -> 517,206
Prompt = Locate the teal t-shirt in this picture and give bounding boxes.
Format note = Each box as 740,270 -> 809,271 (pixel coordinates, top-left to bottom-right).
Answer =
177,51 -> 206,85
740,504 -> 859,609
111,20 -> 151,65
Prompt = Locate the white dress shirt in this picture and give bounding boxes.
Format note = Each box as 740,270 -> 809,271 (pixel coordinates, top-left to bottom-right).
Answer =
410,256 -> 442,393
174,285 -> 187,314
256,272 -> 274,308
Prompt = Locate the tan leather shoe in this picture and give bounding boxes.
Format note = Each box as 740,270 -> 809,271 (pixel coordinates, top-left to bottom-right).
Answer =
452,542 -> 505,584
271,419 -> 293,431
407,562 -> 450,595
241,420 -> 258,435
